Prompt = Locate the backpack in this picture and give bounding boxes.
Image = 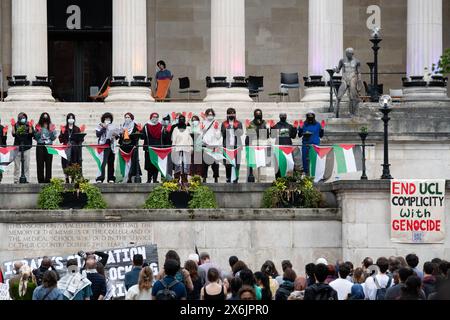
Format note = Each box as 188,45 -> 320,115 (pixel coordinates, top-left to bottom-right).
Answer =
155,278 -> 180,301
314,286 -> 337,301
373,275 -> 392,300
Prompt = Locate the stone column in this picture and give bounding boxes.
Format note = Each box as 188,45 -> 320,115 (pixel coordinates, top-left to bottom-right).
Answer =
302,0 -> 343,102
5,0 -> 54,102
106,0 -> 153,102
405,0 -> 446,100
204,0 -> 252,102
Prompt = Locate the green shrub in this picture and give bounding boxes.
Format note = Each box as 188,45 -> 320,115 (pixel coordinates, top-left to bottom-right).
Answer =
143,186 -> 175,209
189,186 -> 218,209
37,179 -> 64,209
80,181 -> 107,209
262,173 -> 322,209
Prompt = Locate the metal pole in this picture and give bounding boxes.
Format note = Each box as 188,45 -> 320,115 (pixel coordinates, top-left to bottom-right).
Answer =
359,132 -> 368,180
380,104 -> 393,179
19,142 -> 27,183
133,146 -> 142,183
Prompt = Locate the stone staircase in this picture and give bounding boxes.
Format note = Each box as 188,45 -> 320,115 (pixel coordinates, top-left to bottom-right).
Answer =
0,100 -> 371,184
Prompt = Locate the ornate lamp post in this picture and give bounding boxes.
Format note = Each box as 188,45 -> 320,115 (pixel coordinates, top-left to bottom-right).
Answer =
379,95 -> 393,180
370,29 -> 382,102
358,128 -> 368,180
19,142 -> 27,183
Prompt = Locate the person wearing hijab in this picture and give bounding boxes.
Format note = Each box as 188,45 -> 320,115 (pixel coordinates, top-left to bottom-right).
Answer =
34,112 -> 57,183
298,111 -> 324,174
142,113 -> 163,183
118,112 -> 142,183
95,112 -> 120,183
171,115 -> 193,183
190,115 -> 203,177
59,113 -> 84,183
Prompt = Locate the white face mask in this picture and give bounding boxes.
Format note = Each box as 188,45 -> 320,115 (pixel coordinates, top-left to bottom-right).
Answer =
163,120 -> 170,126
192,121 -> 199,127
151,118 -> 158,124
207,116 -> 214,121
105,120 -> 111,125
68,119 -> 75,125
124,118 -> 132,125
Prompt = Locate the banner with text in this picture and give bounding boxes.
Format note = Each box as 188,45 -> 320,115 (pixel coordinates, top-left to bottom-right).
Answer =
391,180 -> 446,243
1,244 -> 158,299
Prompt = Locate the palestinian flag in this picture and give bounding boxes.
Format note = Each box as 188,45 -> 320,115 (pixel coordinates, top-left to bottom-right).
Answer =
0,146 -> 18,173
46,146 -> 69,160
309,145 -> 334,183
273,145 -> 296,177
246,146 -> 267,169
202,147 -> 225,162
148,147 -> 172,179
223,147 -> 241,181
86,145 -> 110,177
115,147 -> 135,183
334,144 -> 362,174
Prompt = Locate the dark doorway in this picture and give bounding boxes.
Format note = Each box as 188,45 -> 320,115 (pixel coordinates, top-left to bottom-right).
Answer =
47,0 -> 112,102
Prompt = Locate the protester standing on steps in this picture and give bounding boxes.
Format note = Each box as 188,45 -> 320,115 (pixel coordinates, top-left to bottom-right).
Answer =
118,112 -> 142,183
59,113 -> 84,183
271,112 -> 298,178
95,112 -> 119,183
0,116 -> 7,183
201,108 -> 221,183
221,108 -> 243,183
12,112 -> 34,183
142,113 -> 163,183
298,111 -> 324,175
171,115 -> 192,183
34,112 -> 57,183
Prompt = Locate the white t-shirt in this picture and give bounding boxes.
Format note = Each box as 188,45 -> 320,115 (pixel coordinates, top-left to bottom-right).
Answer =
364,274 -> 393,300
125,285 -> 152,300
329,278 -> 354,300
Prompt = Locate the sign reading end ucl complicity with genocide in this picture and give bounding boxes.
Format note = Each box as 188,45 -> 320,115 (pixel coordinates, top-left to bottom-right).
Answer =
391,180 -> 446,244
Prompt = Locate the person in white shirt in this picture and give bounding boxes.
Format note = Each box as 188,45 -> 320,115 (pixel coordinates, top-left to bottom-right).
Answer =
329,263 -> 354,300
125,267 -> 153,300
171,115 -> 192,183
364,257 -> 394,300
201,108 -> 222,183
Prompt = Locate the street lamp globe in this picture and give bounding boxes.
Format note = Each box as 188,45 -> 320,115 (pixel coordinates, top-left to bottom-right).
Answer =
379,94 -> 392,108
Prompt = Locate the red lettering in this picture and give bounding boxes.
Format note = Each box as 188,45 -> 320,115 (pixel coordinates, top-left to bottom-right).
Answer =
392,220 -> 441,232
392,182 -> 401,195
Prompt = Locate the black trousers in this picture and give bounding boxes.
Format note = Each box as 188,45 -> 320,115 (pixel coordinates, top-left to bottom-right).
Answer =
36,145 -> 53,183
224,163 -> 240,182
202,152 -> 219,179
97,147 -> 115,182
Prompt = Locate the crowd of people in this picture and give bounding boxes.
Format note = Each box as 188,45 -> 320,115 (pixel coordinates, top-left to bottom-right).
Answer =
0,108 -> 324,184
1,251 -> 449,301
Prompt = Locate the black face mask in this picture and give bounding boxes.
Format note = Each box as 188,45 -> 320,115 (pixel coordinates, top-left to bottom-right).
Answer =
228,116 -> 235,121
254,113 -> 262,120
280,117 -> 287,123
307,116 -> 315,123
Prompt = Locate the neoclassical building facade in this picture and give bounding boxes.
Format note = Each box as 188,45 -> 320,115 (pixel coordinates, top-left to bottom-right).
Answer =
0,0 -> 449,102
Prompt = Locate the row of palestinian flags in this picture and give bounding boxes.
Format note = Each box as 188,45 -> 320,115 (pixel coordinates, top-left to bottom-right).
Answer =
0,144 -> 362,183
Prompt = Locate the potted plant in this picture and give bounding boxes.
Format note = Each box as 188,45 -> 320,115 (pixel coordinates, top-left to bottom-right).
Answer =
61,164 -> 88,209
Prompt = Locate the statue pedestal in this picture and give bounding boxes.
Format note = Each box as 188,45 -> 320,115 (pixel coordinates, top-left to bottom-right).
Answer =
204,88 -> 253,102
5,87 -> 54,102
403,87 -> 449,102
105,86 -> 154,102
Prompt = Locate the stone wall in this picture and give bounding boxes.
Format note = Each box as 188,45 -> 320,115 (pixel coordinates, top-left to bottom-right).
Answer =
324,181 -> 450,264
0,208 -> 341,275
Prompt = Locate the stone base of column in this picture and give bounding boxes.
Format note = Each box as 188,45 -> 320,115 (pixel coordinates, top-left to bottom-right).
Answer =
204,88 -> 253,102
403,87 -> 449,101
5,86 -> 55,102
301,87 -> 331,102
105,86 -> 154,103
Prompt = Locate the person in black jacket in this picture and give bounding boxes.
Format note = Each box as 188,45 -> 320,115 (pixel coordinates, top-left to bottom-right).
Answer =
304,263 -> 338,300
32,257 -> 60,286
85,257 -> 106,300
221,108 -> 243,183
245,109 -> 269,182
12,112 -> 34,183
118,112 -> 142,183
0,117 -> 7,183
271,112 -> 298,178
59,113 -> 84,183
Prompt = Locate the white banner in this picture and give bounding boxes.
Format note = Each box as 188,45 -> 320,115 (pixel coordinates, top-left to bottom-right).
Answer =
0,283 -> 11,300
391,180 -> 446,243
